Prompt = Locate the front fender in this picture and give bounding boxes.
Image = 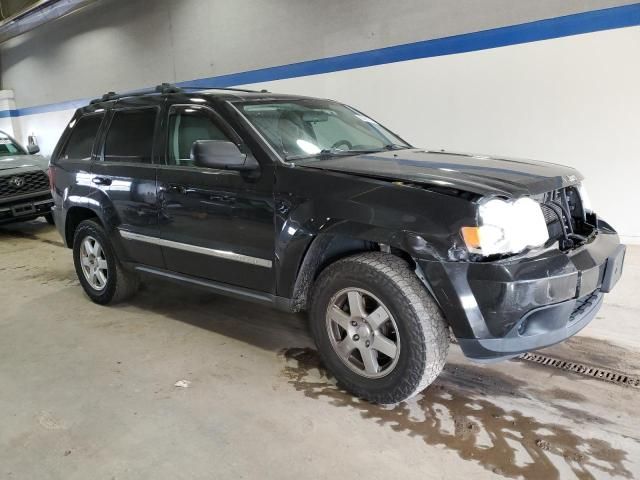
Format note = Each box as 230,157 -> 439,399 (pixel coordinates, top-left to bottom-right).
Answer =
273,165 -> 477,299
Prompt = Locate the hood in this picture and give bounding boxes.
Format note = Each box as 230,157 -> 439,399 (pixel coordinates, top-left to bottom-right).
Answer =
0,154 -> 48,172
300,149 -> 582,197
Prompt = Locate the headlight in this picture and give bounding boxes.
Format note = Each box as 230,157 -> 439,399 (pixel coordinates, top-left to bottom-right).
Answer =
461,197 -> 549,256
577,182 -> 593,213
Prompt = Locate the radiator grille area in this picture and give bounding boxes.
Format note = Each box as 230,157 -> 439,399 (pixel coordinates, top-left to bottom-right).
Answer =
534,185 -> 595,250
0,170 -> 49,199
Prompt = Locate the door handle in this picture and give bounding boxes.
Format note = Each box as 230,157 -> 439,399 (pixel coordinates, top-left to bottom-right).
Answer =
92,177 -> 112,186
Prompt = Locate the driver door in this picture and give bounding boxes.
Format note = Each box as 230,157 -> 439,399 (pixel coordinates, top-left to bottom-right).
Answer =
157,103 -> 275,293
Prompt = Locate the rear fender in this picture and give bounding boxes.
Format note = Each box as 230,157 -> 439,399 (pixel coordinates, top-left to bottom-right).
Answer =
61,183 -> 128,259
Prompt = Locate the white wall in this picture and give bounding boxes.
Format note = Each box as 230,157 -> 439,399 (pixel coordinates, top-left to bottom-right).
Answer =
0,90 -> 20,138
6,26 -> 639,242
16,109 -> 75,157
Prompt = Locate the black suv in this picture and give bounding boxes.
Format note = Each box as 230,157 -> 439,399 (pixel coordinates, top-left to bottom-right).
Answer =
50,84 -> 625,403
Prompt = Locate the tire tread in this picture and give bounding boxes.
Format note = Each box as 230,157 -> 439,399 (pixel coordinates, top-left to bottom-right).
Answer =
310,252 -> 448,403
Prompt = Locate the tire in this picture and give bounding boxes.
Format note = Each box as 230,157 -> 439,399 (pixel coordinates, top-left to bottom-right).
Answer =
309,252 -> 448,404
72,219 -> 139,305
44,212 -> 55,225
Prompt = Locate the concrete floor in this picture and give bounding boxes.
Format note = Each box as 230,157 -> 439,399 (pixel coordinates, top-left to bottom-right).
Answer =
1,219 -> 639,480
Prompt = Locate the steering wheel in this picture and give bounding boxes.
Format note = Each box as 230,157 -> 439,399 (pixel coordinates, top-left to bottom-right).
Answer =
331,140 -> 353,151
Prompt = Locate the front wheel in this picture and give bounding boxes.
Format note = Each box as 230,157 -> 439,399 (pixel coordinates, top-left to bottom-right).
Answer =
309,252 -> 448,404
72,219 -> 139,305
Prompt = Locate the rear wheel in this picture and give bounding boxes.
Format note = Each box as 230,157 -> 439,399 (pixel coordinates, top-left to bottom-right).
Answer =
309,252 -> 448,404
72,219 -> 139,304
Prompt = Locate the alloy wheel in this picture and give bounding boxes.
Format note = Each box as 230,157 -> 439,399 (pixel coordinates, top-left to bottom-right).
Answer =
79,235 -> 108,291
325,288 -> 400,378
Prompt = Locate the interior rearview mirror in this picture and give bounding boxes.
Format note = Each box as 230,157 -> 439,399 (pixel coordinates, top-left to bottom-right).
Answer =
27,144 -> 40,155
191,140 -> 258,171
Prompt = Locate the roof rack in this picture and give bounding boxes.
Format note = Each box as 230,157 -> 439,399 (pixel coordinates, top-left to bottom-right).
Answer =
89,83 -> 183,104
89,83 -> 269,104
178,85 -> 268,94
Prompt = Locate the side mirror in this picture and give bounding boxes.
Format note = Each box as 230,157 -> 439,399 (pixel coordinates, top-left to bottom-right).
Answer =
191,140 -> 258,171
27,144 -> 40,155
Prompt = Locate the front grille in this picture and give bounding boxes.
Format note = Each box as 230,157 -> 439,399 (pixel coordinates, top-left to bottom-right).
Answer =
0,170 -> 49,199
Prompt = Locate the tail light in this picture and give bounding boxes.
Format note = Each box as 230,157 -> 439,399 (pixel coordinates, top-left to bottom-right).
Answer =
47,166 -> 55,191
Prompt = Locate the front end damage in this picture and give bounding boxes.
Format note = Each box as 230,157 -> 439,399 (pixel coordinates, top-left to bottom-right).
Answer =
421,185 -> 626,361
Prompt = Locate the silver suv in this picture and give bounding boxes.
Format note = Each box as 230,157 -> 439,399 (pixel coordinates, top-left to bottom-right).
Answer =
0,130 -> 53,225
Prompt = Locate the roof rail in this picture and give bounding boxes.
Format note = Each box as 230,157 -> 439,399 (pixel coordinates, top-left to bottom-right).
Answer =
88,82 -> 269,105
179,85 -> 268,94
89,83 -> 182,104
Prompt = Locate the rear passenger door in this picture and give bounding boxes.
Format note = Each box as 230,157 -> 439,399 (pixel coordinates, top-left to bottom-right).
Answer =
91,98 -> 164,268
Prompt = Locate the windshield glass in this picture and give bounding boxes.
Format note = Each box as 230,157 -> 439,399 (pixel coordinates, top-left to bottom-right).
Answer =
236,99 -> 410,161
0,132 -> 26,156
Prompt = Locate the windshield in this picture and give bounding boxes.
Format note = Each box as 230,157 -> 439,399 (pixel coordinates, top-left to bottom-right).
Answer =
236,99 -> 410,161
0,132 -> 26,156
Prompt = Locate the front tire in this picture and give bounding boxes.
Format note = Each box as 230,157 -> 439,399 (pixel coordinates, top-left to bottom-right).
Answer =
43,212 -> 55,225
72,219 -> 139,305
309,252 -> 448,404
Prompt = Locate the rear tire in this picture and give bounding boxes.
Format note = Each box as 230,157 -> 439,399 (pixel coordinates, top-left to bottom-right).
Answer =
309,252 -> 448,404
72,219 -> 139,305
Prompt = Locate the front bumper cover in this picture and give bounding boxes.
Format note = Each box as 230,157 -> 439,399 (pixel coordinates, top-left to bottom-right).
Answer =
419,221 -> 625,361
0,192 -> 53,224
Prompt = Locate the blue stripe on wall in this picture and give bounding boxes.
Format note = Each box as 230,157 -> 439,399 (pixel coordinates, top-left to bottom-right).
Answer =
4,3 -> 640,118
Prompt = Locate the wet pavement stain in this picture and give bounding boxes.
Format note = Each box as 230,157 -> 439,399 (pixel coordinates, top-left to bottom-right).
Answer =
280,348 -> 632,480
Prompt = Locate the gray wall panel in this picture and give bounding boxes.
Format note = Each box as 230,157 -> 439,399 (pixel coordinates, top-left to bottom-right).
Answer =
0,0 -> 635,108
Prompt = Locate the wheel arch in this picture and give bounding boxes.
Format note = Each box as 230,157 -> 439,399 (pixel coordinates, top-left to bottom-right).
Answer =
64,206 -> 103,248
285,231 -> 421,312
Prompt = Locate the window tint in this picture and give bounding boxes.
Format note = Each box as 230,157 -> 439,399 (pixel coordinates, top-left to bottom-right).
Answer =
61,114 -> 103,160
104,108 -> 157,163
167,106 -> 230,166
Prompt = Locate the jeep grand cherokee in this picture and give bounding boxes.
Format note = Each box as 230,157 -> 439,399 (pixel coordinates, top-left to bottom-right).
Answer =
49,84 -> 625,404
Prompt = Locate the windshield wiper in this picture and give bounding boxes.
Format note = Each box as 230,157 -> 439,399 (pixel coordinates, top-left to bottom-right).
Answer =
382,144 -> 409,151
287,149 -> 357,161
286,144 -> 410,162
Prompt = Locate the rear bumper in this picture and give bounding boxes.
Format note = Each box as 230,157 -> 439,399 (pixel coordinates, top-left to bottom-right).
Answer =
0,192 -> 53,224
419,220 -> 625,361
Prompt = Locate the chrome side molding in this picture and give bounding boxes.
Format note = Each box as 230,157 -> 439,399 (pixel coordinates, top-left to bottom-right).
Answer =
119,229 -> 272,268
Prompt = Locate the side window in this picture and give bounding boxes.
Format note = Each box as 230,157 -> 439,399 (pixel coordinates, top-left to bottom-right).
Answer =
104,108 -> 157,163
60,114 -> 104,160
167,106 -> 231,167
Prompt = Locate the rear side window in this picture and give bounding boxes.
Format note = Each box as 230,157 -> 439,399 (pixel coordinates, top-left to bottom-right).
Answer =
61,114 -> 104,160
104,108 -> 157,163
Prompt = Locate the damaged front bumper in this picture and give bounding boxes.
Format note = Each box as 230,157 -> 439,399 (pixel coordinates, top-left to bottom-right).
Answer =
419,220 -> 625,361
